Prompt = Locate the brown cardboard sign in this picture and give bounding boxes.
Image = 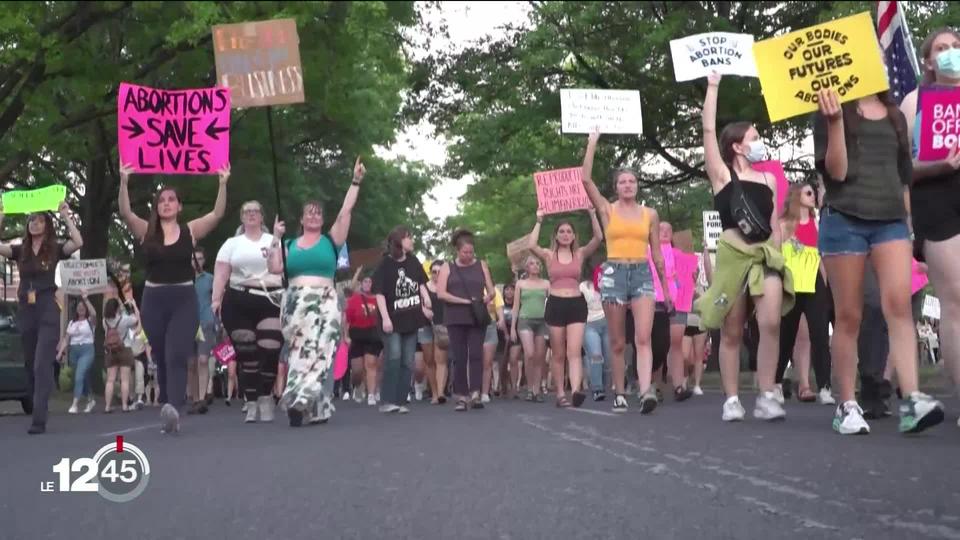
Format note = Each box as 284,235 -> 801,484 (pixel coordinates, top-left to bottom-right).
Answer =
213,18 -> 305,108
506,234 -> 532,270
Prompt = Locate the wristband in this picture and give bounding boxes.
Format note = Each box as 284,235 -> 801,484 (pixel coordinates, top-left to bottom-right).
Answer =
352,180 -> 362,186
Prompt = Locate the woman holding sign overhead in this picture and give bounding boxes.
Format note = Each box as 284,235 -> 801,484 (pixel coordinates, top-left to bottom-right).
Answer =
814,81 -> 943,435
901,28 -> 960,429
582,130 -> 672,415
118,161 -> 230,434
525,207 -> 602,408
695,72 -> 791,424
0,201 -> 83,434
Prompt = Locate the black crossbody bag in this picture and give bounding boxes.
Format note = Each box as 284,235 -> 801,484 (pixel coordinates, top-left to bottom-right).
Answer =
727,166 -> 772,243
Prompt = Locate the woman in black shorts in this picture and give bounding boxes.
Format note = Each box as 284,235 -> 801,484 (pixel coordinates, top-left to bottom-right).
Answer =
525,207 -> 602,407
344,275 -> 383,406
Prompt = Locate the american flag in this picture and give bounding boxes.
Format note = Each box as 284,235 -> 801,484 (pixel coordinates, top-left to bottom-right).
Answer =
877,1 -> 919,104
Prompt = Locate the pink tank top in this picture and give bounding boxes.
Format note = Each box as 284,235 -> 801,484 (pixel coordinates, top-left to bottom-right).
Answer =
548,252 -> 582,290
795,217 -> 818,248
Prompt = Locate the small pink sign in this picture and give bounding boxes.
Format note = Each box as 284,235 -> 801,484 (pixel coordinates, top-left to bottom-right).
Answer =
911,259 -> 929,295
118,82 -> 230,175
752,160 -> 790,214
918,87 -> 960,161
213,340 -> 236,365
672,251 -> 699,313
534,167 -> 592,215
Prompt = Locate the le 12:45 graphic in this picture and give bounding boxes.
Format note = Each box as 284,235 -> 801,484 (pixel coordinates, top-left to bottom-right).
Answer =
41,436 -> 151,503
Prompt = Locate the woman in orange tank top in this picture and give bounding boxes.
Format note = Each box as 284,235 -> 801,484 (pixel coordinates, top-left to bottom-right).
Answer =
582,129 -> 672,415
525,207 -> 602,408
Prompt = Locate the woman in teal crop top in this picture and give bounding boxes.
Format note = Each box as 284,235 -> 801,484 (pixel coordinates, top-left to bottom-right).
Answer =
511,255 -> 550,402
267,157 -> 365,427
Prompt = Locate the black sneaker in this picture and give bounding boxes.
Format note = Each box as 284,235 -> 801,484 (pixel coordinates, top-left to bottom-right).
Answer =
782,378 -> 794,400
288,408 -> 304,427
571,391 -> 586,408
592,390 -> 606,402
27,423 -> 45,435
674,386 -> 694,402
205,394 -> 214,406
640,390 -> 659,414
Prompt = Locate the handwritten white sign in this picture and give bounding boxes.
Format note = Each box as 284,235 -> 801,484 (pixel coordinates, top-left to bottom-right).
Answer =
560,89 -> 643,134
59,259 -> 109,294
702,210 -> 722,251
922,295 -> 941,320
670,32 -> 758,82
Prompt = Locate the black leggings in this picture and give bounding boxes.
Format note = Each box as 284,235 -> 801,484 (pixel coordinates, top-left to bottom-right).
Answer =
776,274 -> 832,390
220,287 -> 281,401
141,285 -> 198,409
651,310 -> 670,377
18,291 -> 60,427
449,324 -> 483,396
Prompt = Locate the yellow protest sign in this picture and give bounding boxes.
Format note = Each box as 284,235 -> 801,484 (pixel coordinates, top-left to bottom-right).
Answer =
753,12 -> 889,122
2,185 -> 66,214
782,242 -> 821,294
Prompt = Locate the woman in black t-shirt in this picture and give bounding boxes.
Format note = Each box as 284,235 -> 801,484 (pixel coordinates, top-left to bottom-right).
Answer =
372,226 -> 431,413
0,201 -> 83,434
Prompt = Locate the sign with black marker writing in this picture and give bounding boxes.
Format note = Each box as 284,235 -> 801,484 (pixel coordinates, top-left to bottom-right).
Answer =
753,12 -> 889,122
670,32 -> 758,82
560,89 -> 643,134
702,210 -> 722,251
59,259 -> 109,294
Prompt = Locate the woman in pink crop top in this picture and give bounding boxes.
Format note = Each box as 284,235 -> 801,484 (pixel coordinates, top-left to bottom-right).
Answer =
525,208 -> 602,408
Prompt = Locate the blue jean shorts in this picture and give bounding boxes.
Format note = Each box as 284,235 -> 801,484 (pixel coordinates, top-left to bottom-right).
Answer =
599,261 -> 655,304
484,322 -> 499,345
819,207 -> 911,257
418,325 -> 434,345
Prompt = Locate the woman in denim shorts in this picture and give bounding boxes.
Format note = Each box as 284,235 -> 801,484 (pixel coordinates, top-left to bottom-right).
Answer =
511,256 -> 550,402
815,87 -> 943,435
582,129 -> 673,414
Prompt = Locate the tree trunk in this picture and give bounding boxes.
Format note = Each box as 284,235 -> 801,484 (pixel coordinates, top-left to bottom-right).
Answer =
79,151 -> 112,394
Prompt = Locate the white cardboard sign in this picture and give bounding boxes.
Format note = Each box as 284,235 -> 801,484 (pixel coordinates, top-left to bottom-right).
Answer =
59,259 -> 109,294
670,32 -> 758,82
560,89 -> 643,134
923,295 -> 941,320
702,210 -> 722,251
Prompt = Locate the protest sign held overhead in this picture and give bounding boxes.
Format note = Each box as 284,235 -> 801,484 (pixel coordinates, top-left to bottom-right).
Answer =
59,259 -> 109,295
670,32 -> 758,82
213,18 -> 305,108
560,89 -> 643,134
506,234 -> 533,270
753,12 -> 889,122
1,185 -> 66,214
534,167 -> 591,215
118,82 -> 231,175
702,210 -> 722,251
918,87 -> 960,161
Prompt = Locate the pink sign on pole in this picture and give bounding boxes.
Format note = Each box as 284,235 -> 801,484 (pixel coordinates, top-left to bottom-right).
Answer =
118,82 -> 231,175
752,160 -> 790,214
534,167 -> 592,215
911,259 -> 929,295
918,87 -> 960,161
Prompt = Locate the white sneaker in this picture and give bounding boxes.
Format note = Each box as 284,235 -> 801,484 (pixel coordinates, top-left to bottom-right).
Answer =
341,392 -> 351,402
692,386 -> 704,396
398,406 -> 410,414
481,393 -> 491,404
414,382 -> 425,401
833,401 -> 870,435
379,404 -> 400,413
160,404 -> 180,434
68,402 -> 79,414
818,387 -> 836,405
367,394 -> 377,407
772,386 -> 786,405
258,396 -> 275,422
84,399 -> 96,414
754,391 -> 787,421
374,392 -> 381,402
722,396 -> 745,422
354,390 -> 365,404
245,400 -> 259,423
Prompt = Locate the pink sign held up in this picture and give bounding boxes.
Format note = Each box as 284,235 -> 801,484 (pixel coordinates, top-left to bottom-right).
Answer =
534,167 -> 592,215
118,82 -> 231,175
918,87 -> 960,161
751,160 -> 790,214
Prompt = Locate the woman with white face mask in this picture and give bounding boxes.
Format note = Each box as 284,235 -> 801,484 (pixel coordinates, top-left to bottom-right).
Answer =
695,72 -> 792,424
900,28 -> 960,430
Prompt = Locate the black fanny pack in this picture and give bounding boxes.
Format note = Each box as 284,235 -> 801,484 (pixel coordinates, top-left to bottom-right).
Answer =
727,165 -> 772,243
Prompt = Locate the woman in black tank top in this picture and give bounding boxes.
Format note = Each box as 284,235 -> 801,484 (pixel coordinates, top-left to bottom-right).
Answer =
700,72 -> 787,423
118,161 -> 230,434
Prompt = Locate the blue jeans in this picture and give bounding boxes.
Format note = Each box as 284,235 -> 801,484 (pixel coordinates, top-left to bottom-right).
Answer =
819,207 -> 911,256
69,343 -> 95,399
583,319 -> 611,392
381,331 -> 418,406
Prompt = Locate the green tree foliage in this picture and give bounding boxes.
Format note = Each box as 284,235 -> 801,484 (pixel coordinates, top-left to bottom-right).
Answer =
410,1 -> 959,280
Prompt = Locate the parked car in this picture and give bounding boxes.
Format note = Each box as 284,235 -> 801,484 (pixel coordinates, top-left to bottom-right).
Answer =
0,303 -> 29,413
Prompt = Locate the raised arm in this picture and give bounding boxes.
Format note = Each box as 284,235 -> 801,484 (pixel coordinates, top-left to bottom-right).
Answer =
329,157 -> 365,246
581,130 -> 611,222
647,208 -> 672,311
527,210 -> 552,261
187,165 -> 230,242
118,162 -> 148,242
817,90 -> 848,182
703,73 -> 731,191
578,207 -> 603,258
81,291 -> 96,322
58,201 -> 83,256
267,217 -> 286,275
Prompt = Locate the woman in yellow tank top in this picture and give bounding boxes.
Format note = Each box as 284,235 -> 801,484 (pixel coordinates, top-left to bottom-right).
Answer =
582,129 -> 672,415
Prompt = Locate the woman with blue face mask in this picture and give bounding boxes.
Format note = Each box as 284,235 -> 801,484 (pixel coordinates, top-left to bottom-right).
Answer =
695,72 -> 792,425
900,27 -> 960,431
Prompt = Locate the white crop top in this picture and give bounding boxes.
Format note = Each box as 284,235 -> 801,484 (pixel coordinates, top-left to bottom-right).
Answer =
215,233 -> 282,288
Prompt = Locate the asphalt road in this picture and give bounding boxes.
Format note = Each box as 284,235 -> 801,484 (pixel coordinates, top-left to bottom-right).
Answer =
2,392 -> 959,540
